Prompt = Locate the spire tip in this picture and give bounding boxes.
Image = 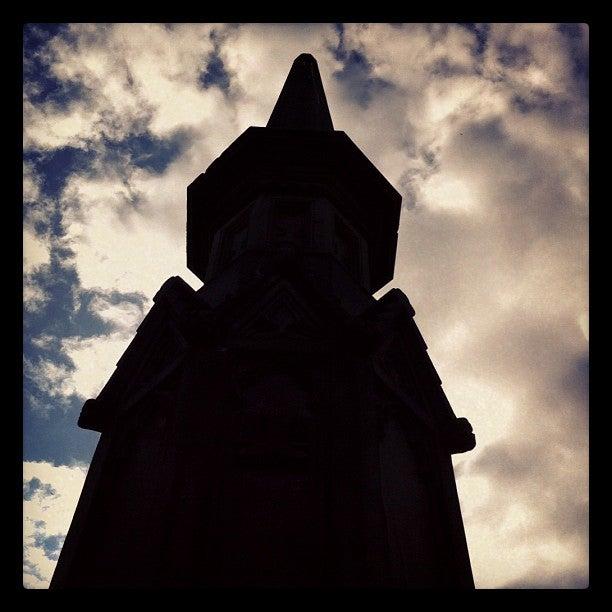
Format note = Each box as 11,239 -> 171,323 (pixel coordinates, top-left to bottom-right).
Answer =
266,53 -> 334,131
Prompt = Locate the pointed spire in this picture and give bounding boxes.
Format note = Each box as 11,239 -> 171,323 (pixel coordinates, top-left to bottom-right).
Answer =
266,54 -> 334,131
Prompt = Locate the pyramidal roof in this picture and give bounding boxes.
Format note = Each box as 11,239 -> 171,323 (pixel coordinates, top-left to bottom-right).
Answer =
266,54 -> 334,131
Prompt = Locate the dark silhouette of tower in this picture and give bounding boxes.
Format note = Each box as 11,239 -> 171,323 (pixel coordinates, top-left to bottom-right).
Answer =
50,54 -> 476,589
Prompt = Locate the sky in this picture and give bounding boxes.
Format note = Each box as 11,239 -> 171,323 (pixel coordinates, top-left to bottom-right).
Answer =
22,22 -> 589,589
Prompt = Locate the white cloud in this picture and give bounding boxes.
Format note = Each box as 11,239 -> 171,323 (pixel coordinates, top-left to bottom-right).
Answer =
26,330 -> 136,405
23,279 -> 50,313
23,226 -> 51,272
23,23 -> 588,589
24,99 -> 99,150
24,23 -> 225,153
30,334 -> 56,350
88,295 -> 145,334
23,161 -> 42,202
23,461 -> 88,589
60,333 -> 132,399
482,23 -> 578,100
61,171 -> 202,298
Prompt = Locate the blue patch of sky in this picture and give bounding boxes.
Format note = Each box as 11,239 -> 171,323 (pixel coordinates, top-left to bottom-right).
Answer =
22,23 -> 190,469
26,261 -> 88,341
23,249 -> 146,466
99,129 -> 192,175
460,23 -> 490,57
23,260 -> 146,402
331,23 -> 393,108
24,24 -> 85,111
24,23 -> 74,51
23,200 -> 63,241
198,27 -> 231,93
510,85 -> 587,129
496,42 -> 532,70
25,263 -> 145,343
24,34 -> 182,467
33,533 -> 66,560
562,352 -> 589,409
428,57 -> 472,78
510,92 -> 562,115
24,130 -> 190,208
199,52 -> 231,92
24,393 -> 100,466
24,24 -> 192,200
23,252 -> 146,465
23,477 -> 57,500
24,147 -> 97,201
558,23 -> 589,99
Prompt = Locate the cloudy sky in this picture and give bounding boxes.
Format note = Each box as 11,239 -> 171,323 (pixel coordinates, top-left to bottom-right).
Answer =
22,23 -> 589,589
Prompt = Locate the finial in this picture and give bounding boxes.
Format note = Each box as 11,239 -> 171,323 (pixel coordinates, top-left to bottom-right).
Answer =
266,54 -> 334,131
